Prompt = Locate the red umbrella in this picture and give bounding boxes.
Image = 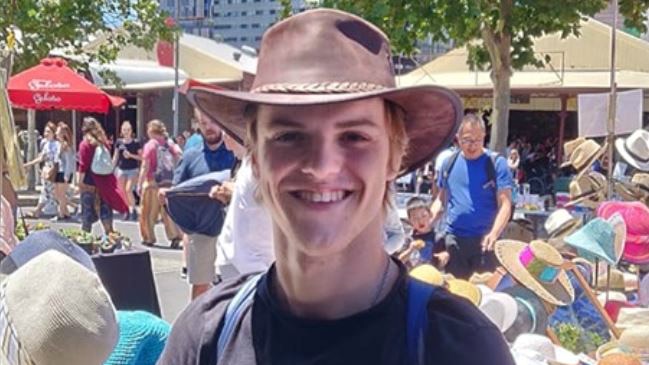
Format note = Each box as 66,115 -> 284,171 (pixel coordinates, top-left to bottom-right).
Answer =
8,57 -> 125,114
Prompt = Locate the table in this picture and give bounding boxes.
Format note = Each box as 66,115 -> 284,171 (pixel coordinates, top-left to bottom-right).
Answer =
92,249 -> 161,317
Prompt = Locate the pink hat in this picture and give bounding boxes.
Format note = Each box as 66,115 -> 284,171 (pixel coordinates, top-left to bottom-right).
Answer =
597,201 -> 649,264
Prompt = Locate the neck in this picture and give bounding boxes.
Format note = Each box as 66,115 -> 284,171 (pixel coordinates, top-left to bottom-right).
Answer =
271,215 -> 397,320
206,137 -> 222,151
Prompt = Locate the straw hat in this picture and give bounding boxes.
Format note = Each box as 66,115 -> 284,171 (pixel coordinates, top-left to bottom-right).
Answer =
511,334 -> 580,365
185,8 -> 462,175
478,292 -> 518,333
561,139 -> 606,176
565,171 -> 606,208
495,240 -> 575,306
0,251 -> 118,365
446,279 -> 482,306
563,137 -> 586,161
616,129 -> 649,171
469,272 -> 494,287
598,353 -> 642,365
595,269 -> 637,292
616,308 -> 649,330
631,173 -> 649,194
597,325 -> 649,361
409,264 -> 444,286
614,179 -> 645,202
564,214 -> 627,265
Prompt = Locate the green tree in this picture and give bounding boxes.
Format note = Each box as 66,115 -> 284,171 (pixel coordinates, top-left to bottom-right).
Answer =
322,0 -> 649,153
280,0 -> 293,19
1,0 -> 175,76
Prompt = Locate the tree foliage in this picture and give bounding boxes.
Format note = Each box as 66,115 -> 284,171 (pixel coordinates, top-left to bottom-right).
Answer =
322,0 -> 649,152
1,0 -> 175,75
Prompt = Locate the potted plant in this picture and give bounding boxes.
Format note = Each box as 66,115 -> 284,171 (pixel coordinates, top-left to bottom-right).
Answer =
59,228 -> 98,255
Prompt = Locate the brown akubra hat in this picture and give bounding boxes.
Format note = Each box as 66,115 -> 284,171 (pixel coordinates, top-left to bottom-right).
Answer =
186,9 -> 463,175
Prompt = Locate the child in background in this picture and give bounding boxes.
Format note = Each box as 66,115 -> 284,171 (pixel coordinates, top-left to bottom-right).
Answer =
399,197 -> 450,269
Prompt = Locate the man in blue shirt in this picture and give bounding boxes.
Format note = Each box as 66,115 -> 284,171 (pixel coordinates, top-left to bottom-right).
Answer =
163,108 -> 235,299
431,114 -> 513,279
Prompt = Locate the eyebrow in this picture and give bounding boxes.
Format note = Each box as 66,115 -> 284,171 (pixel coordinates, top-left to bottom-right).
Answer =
267,118 -> 379,129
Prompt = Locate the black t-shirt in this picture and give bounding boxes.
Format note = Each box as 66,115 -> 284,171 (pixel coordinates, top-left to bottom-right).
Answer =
115,138 -> 141,170
158,260 -> 514,365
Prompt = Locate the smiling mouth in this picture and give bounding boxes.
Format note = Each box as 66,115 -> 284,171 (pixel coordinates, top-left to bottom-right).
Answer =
290,190 -> 353,204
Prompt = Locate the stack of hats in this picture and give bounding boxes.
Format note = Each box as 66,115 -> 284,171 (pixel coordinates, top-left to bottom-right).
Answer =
562,138 -> 606,179
510,333 -> 580,365
597,325 -> 649,363
409,264 -> 482,306
565,171 -> 607,209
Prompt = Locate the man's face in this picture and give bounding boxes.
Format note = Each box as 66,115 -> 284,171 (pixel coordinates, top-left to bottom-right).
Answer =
253,98 -> 395,256
195,109 -> 222,145
458,124 -> 485,160
408,207 -> 432,233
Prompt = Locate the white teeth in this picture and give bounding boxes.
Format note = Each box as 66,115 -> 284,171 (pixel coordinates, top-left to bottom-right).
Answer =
297,191 -> 346,203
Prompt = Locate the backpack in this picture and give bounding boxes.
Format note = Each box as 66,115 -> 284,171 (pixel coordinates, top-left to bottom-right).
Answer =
215,274 -> 437,364
154,141 -> 176,187
91,145 -> 114,175
441,150 -> 502,199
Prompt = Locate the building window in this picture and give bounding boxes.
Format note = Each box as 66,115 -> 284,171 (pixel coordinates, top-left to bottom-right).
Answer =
214,24 -> 232,30
255,36 -> 262,41
269,9 -> 276,14
241,24 -> 248,29
251,23 -> 260,28
255,10 -> 263,15
241,11 -> 247,15
241,37 -> 248,41
242,0 -> 247,2
213,0 -> 220,4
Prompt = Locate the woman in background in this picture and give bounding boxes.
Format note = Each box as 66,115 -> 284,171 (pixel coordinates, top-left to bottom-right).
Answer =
51,122 -> 76,221
24,121 -> 59,218
113,121 -> 142,221
78,117 -> 128,233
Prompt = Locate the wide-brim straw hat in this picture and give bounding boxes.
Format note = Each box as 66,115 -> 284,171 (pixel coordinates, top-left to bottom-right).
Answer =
614,179 -> 646,201
616,129 -> 649,172
631,173 -> 649,195
0,250 -> 118,365
446,279 -> 481,306
563,137 -> 586,161
598,353 -> 642,365
409,264 -> 444,286
185,9 -> 463,175
597,325 -> 649,362
495,240 -> 574,306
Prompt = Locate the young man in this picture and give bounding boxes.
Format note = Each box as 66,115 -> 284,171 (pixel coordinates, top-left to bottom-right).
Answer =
399,197 -> 449,269
159,9 -> 513,365
431,114 -> 513,279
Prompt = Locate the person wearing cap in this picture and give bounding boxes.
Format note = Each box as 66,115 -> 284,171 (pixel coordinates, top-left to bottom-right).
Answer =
430,114 -> 514,279
159,9 -> 513,365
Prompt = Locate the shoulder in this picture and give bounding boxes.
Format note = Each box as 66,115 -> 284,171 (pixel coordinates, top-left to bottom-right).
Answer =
427,289 -> 514,363
159,274 -> 255,365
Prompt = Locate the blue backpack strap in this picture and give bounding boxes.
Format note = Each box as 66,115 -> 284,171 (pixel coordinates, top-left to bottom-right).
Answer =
216,273 -> 265,362
406,278 -> 437,365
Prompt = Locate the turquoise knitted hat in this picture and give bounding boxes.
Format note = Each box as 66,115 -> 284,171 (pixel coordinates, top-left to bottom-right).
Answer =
104,311 -> 171,365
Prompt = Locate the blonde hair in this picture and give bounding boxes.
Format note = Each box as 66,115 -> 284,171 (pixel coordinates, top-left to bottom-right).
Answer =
245,100 -> 408,209
120,121 -> 133,138
147,119 -> 168,138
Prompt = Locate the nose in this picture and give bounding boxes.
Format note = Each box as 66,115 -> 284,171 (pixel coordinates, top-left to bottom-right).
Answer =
300,138 -> 342,180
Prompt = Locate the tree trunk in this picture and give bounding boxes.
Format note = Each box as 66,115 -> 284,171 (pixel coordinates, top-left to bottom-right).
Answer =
489,68 -> 511,154
27,109 -> 36,191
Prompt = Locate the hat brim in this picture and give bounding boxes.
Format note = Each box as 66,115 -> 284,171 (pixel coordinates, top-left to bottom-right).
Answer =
616,137 -> 649,172
573,144 -> 607,179
187,82 -> 463,176
565,191 -> 604,208
495,240 -> 575,306
613,180 -> 645,201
